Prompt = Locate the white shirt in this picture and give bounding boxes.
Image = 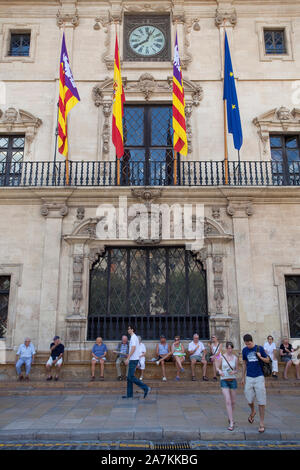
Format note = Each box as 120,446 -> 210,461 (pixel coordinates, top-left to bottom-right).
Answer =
188,341 -> 205,356
129,333 -> 140,361
264,342 -> 277,361
138,343 -> 146,358
17,343 -> 36,358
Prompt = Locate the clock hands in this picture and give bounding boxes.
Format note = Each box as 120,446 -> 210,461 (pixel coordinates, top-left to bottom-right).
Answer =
133,28 -> 155,49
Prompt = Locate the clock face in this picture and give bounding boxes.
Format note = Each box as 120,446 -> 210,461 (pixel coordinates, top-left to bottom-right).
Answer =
129,25 -> 166,57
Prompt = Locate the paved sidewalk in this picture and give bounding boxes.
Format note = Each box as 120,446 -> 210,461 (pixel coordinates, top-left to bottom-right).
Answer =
0,392 -> 299,442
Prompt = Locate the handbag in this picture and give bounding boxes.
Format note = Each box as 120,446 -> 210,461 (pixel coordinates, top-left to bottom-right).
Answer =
221,353 -> 235,382
256,346 -> 272,377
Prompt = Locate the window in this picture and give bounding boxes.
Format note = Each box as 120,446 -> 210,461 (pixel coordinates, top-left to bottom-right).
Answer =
270,135 -> 300,185
88,247 -> 209,340
264,29 -> 286,55
122,105 -> 175,185
9,32 -> 31,57
0,135 -> 25,186
285,276 -> 300,338
0,276 -> 10,338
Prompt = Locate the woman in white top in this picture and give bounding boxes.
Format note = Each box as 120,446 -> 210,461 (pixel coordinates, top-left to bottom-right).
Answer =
216,341 -> 238,431
263,335 -> 278,379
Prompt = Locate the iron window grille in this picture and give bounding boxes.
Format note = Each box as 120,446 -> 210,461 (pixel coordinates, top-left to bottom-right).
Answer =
264,29 -> 286,55
88,247 -> 209,341
0,135 -> 25,186
0,276 -> 10,338
9,32 -> 31,57
285,276 -> 300,338
270,135 -> 300,186
121,104 -> 178,186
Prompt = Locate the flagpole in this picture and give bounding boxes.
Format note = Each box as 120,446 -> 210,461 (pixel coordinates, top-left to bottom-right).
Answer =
115,22 -> 121,186
173,20 -> 178,186
53,101 -> 59,186
223,24 -> 229,185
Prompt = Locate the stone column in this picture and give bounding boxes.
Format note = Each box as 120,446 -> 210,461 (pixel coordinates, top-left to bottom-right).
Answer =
38,201 -> 68,350
227,201 -> 256,344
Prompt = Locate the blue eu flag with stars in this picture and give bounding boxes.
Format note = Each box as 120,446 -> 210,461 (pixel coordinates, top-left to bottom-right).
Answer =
223,32 -> 243,151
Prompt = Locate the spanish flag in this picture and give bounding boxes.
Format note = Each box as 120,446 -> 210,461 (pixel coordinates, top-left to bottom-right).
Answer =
58,32 -> 80,175
172,33 -> 187,156
112,36 -> 125,159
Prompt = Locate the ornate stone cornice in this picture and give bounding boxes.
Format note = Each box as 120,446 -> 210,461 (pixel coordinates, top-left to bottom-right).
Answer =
253,107 -> 300,156
215,7 -> 237,28
56,9 -> 79,28
0,108 -> 42,156
40,201 -> 68,218
227,201 -> 254,218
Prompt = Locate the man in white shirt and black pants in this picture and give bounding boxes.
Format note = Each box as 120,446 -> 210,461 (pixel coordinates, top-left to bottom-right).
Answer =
123,325 -> 151,399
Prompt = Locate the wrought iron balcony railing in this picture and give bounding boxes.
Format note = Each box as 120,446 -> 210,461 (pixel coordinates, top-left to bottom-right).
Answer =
1,160 -> 300,187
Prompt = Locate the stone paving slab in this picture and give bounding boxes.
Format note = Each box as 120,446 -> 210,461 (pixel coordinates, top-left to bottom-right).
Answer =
0,393 -> 299,442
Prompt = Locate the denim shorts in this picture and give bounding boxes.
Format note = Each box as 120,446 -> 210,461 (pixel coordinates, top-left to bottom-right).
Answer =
220,379 -> 238,390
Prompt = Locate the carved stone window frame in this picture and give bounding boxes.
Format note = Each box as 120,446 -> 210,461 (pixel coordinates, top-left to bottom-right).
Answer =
253,107 -> 300,160
255,21 -> 294,62
0,108 -> 42,158
63,209 -> 233,346
92,74 -> 203,159
273,264 -> 300,340
0,264 -> 23,350
0,23 -> 40,63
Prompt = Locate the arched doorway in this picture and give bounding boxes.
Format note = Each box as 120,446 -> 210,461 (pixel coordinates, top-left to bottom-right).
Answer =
87,246 -> 209,340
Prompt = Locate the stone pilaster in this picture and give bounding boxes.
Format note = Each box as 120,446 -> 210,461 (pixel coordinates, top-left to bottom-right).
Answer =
227,200 -> 256,344
38,200 -> 68,350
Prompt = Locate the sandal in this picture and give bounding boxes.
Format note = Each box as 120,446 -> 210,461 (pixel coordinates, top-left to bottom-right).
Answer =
192,376 -> 196,381
258,426 -> 265,433
228,424 -> 234,431
202,376 -> 209,381
248,412 -> 256,424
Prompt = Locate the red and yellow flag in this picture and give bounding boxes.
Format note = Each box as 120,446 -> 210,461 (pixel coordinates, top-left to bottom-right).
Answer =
58,33 -> 80,159
112,36 -> 125,159
172,33 -> 188,156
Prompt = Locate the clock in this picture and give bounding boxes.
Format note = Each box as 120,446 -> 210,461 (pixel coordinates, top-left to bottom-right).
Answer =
129,25 -> 166,57
124,15 -> 170,62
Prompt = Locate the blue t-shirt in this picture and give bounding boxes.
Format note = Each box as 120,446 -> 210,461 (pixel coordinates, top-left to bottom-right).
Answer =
92,343 -> 107,358
242,345 -> 267,378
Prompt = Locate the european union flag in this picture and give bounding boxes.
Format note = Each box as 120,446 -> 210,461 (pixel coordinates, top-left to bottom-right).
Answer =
223,32 -> 243,151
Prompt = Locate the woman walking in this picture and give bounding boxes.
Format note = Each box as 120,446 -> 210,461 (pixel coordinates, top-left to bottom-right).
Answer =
216,341 -> 238,431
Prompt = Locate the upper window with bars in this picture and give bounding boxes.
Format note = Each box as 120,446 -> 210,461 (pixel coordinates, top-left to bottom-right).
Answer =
264,29 -> 286,55
9,32 -> 31,57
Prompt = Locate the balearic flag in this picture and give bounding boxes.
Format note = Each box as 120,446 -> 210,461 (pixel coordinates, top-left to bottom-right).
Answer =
223,31 -> 243,151
58,32 -> 80,158
172,33 -> 188,156
112,36 -> 125,159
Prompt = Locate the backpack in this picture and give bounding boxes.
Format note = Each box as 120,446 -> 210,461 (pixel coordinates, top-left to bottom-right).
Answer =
256,346 -> 272,377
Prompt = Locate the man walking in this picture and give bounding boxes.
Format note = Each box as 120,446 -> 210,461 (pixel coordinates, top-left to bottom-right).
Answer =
123,325 -> 150,399
15,337 -> 36,381
242,334 -> 270,433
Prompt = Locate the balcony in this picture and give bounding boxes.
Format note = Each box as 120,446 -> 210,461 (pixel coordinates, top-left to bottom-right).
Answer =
1,160 -> 300,187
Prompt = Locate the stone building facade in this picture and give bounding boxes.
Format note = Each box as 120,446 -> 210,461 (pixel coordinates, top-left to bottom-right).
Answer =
0,0 -> 300,361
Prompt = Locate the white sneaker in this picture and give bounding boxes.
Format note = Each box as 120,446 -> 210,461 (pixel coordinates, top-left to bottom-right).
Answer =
140,376 -> 143,381
162,377 -> 167,382
156,361 -> 160,366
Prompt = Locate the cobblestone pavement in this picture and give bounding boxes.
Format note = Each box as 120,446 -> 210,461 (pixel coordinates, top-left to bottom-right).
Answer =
0,392 -> 299,443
